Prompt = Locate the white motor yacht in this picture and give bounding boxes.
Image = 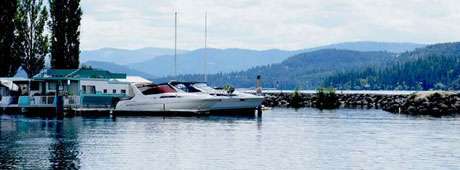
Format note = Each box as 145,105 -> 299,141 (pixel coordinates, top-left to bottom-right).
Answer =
115,83 -> 221,114
169,81 -> 264,111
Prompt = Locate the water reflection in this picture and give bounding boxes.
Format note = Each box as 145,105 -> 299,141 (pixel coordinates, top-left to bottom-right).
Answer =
205,115 -> 256,121
1,109 -> 460,169
0,116 -> 82,169
257,117 -> 263,130
49,119 -> 80,169
0,119 -> 19,169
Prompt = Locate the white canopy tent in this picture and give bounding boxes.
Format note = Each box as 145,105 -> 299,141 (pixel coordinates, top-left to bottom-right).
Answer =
0,79 -> 20,91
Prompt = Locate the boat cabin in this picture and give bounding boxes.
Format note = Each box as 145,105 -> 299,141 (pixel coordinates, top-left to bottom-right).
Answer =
136,83 -> 177,95
168,81 -> 236,96
169,81 -> 211,93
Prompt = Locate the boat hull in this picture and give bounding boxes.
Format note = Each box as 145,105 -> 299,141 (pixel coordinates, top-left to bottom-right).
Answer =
210,96 -> 264,111
115,98 -> 219,114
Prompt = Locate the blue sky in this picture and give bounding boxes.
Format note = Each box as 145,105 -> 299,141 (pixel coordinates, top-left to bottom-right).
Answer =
80,0 -> 460,50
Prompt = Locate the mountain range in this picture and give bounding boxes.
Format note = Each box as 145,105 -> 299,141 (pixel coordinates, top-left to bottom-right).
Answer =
83,61 -> 157,79
127,48 -> 296,77
156,42 -> 460,90
81,47 -> 188,65
301,41 -> 425,53
81,41 -> 426,78
154,49 -> 397,88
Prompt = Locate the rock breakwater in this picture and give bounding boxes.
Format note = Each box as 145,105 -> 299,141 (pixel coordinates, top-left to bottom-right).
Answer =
261,91 -> 460,116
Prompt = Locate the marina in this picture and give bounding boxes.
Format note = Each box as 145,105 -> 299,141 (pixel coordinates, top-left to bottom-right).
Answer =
0,69 -> 264,116
2,0 -> 460,169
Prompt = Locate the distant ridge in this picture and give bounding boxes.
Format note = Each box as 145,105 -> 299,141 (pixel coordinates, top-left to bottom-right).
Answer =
128,48 -> 296,77
80,41 -> 426,78
154,49 -> 397,88
83,61 -> 156,79
80,47 -> 188,65
300,41 -> 426,53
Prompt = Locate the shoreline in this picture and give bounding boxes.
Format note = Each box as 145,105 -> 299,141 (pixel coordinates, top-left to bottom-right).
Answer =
261,91 -> 460,117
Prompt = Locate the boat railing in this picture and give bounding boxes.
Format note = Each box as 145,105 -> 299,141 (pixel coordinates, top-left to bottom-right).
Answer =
64,96 -> 80,106
0,96 -> 12,106
31,96 -> 55,105
29,96 -> 81,106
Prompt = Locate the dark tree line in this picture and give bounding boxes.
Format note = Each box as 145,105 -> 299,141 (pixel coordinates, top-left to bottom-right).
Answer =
49,0 -> 81,69
0,0 -> 22,77
0,0 -> 81,78
324,55 -> 460,90
324,43 -> 460,90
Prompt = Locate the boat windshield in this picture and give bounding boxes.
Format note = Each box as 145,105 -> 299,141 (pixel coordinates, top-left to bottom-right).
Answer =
136,84 -> 176,95
173,83 -> 201,93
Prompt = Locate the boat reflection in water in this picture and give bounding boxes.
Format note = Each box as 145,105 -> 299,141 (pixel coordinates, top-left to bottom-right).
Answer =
0,113 -> 258,169
49,119 -> 80,169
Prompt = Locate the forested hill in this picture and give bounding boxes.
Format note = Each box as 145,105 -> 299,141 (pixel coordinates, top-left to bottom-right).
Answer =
324,42 -> 460,90
154,49 -> 396,89
400,42 -> 460,59
300,41 -> 425,53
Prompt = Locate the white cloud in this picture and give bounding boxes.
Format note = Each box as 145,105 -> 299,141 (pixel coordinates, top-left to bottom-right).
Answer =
80,0 -> 460,50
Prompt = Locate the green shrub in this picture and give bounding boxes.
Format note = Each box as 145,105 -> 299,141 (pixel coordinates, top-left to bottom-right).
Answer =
315,87 -> 340,109
290,88 -> 303,108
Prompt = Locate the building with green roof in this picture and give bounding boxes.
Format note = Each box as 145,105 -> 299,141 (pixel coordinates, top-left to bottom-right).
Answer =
1,68 -> 131,111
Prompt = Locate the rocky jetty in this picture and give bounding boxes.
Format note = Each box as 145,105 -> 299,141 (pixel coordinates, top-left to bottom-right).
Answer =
387,92 -> 460,116
261,91 -> 460,116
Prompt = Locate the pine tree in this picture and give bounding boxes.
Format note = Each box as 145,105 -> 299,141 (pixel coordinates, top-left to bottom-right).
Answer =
49,0 -> 82,69
0,0 -> 22,77
16,0 -> 49,78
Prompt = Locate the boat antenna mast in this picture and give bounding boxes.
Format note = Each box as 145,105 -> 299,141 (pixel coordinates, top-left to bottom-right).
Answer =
174,12 -> 178,79
204,12 -> 208,83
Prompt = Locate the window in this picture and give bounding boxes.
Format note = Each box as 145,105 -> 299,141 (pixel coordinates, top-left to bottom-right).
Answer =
139,84 -> 176,95
48,82 -> 57,90
113,89 -> 117,94
103,89 -> 107,94
82,85 -> 95,94
121,89 -> 126,94
171,83 -> 201,92
88,86 -> 96,94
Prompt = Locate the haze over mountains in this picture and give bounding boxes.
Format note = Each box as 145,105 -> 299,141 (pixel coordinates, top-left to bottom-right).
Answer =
81,41 -> 426,79
128,48 -> 296,77
81,47 -> 189,65
83,61 -> 157,79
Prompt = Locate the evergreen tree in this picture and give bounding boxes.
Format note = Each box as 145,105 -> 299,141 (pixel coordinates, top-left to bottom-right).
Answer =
49,0 -> 82,69
16,0 -> 49,78
0,0 -> 22,77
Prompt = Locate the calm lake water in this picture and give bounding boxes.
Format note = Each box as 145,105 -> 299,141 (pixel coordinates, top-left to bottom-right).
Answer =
1,108 -> 460,169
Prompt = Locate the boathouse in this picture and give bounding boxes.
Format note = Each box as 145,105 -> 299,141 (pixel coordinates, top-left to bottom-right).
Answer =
0,68 -> 131,113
